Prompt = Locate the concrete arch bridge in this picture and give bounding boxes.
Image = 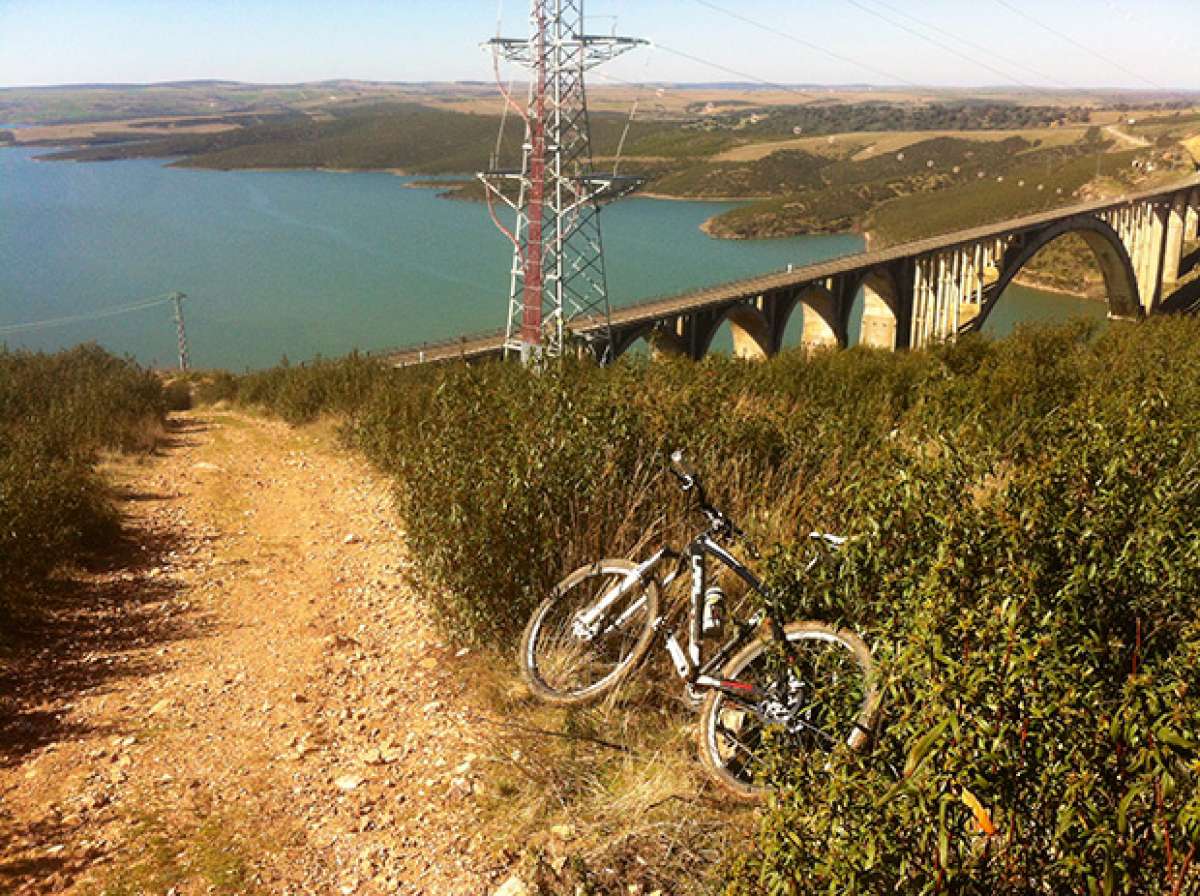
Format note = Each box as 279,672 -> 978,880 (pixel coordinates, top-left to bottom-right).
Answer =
386,177 -> 1200,366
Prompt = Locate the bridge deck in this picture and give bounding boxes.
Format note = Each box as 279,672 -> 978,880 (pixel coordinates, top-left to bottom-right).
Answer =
383,176 -> 1200,366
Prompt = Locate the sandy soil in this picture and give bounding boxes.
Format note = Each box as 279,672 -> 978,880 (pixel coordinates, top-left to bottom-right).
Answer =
0,411 -> 501,895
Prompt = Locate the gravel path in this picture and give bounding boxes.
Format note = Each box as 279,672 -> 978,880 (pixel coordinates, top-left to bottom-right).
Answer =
0,411 -> 498,895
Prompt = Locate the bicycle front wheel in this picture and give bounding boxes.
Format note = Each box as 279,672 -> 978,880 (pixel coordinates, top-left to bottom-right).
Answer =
698,621 -> 879,800
519,559 -> 660,706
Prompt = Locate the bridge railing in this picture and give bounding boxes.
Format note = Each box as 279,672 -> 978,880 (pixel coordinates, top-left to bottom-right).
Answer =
372,326 -> 507,362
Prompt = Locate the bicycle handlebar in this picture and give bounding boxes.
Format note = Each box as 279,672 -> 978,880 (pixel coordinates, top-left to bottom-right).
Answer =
668,449 -> 700,489
667,450 -> 753,548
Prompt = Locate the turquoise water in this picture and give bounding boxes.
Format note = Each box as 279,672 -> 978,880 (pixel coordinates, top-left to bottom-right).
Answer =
0,146 -> 1104,369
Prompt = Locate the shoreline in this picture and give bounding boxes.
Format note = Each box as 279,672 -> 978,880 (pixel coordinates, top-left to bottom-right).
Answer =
170,162 -> 411,177
639,190 -> 773,203
1010,273 -> 1102,301
701,211 -> 866,244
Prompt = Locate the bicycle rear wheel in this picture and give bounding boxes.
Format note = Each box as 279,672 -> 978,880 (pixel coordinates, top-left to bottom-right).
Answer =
520,559 -> 660,706
698,621 -> 879,800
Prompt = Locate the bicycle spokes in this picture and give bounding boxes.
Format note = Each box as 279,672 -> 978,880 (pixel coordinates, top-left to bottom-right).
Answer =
531,568 -> 654,696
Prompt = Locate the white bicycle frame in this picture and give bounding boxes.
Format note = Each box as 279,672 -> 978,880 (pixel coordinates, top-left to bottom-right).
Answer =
574,531 -> 846,691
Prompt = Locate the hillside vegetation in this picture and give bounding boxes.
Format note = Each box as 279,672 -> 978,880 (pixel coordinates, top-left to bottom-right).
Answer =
40,102 -> 683,173
32,97 -> 1198,248
200,317 -> 1200,894
39,100 -> 1095,172
693,135 -> 1139,240
697,102 -> 1093,139
0,346 -> 170,621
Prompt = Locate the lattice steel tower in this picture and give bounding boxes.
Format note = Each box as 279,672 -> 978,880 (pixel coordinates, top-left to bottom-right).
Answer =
170,292 -> 190,372
480,0 -> 646,363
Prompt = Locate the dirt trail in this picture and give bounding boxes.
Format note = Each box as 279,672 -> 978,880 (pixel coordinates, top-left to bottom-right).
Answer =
1103,124 -> 1151,150
0,411 -> 500,895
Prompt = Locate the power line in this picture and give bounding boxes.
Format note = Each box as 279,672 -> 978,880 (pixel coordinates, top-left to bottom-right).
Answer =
0,294 -> 179,336
840,0 -> 1049,92
687,0 -> 923,90
651,42 -> 826,102
989,0 -> 1166,91
859,0 -> 1073,90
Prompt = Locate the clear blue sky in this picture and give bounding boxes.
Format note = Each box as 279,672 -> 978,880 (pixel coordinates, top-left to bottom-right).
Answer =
0,0 -> 1195,92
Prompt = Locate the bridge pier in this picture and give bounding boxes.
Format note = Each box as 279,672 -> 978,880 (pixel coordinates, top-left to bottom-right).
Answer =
1164,195 -> 1189,286
859,268 -> 903,350
1187,189 -> 1200,243
908,240 -> 1007,349
789,283 -> 845,352
648,321 -> 691,359
1131,204 -> 1154,311
1147,203 -> 1169,311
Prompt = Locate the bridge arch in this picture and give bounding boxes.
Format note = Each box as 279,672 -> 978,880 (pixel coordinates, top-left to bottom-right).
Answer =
777,285 -> 842,352
611,322 -> 689,360
982,215 -> 1142,328
849,267 -> 902,350
699,302 -> 772,360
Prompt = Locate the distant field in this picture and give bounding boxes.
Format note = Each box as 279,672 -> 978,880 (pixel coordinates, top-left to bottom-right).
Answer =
714,126 -> 1093,163
4,79 -> 1195,125
10,115 -> 247,144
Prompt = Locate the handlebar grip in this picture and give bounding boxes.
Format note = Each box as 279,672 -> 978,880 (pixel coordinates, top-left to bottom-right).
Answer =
669,449 -> 699,483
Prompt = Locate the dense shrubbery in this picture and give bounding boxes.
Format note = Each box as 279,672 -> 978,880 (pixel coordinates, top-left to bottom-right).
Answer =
218,318 -> 1200,892
731,323 -> 1200,894
0,345 -> 165,615
232,352 -> 399,425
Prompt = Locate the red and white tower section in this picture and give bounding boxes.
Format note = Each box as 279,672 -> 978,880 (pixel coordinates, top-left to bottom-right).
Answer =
480,1 -> 646,363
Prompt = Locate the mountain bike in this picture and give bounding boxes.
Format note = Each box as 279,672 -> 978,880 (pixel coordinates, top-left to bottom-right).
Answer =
519,450 -> 881,799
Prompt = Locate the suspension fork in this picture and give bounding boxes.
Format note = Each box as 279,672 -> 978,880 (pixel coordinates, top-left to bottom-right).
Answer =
656,545 -> 705,682
574,548 -> 671,633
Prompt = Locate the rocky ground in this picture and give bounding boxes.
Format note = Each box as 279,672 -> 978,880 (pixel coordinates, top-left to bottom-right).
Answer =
0,411 -> 513,895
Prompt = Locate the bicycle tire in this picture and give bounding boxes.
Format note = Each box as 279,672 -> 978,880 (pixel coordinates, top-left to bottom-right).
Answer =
520,558 -> 660,706
698,621 -> 880,801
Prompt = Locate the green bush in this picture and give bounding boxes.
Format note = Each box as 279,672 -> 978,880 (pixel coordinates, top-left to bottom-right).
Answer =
0,345 -> 165,615
163,379 -> 193,411
730,321 -> 1200,894
233,352 -> 398,425
223,318 -> 1200,890
192,371 -> 239,406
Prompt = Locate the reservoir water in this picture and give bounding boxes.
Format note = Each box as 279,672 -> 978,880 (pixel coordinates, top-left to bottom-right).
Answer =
0,146 -> 1105,369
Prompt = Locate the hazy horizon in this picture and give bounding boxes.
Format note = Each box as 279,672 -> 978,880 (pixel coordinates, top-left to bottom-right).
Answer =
1,1 -> 1196,94
2,78 -> 1197,97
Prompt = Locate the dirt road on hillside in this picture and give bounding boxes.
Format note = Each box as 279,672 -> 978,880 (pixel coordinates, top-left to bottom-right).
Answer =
0,412 -> 502,895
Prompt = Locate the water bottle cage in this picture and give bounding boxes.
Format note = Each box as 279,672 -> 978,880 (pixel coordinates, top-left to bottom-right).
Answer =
702,586 -> 725,635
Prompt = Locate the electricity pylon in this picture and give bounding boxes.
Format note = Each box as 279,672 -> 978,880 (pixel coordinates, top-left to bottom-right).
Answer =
170,292 -> 190,371
480,0 -> 646,363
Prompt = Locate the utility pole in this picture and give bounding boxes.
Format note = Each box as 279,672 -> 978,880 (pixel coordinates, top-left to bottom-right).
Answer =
480,0 -> 646,364
170,291 -> 190,371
